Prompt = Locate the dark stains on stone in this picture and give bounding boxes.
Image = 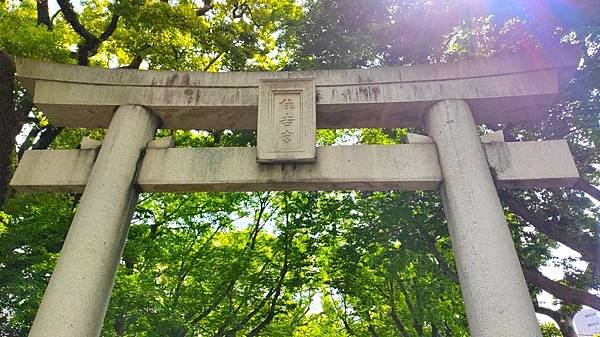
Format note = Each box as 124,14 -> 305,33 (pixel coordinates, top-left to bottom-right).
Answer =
184,88 -> 194,104
358,85 -> 381,102
339,86 -> 381,102
166,73 -> 179,86
180,73 -> 190,86
341,88 -> 352,101
488,143 -> 512,175
195,89 -> 201,105
357,74 -> 374,84
166,73 -> 191,86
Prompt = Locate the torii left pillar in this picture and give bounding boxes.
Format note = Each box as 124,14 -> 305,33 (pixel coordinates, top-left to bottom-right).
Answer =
28,105 -> 159,337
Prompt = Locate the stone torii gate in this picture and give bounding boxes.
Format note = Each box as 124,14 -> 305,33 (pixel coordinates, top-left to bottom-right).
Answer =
11,48 -> 580,337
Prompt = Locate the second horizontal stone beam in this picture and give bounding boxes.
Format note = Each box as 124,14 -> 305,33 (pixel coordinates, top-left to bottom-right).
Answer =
11,141 -> 579,194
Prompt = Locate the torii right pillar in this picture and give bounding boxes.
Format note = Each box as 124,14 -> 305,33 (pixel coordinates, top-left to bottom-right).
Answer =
425,99 -> 542,337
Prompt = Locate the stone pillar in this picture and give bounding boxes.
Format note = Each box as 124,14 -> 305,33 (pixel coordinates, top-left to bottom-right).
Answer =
29,105 -> 159,337
424,100 -> 541,337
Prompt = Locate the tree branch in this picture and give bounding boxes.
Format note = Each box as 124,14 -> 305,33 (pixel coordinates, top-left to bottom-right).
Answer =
98,14 -> 120,42
56,0 -> 120,65
202,52 -> 223,71
522,265 -> 600,311
500,190 -> 599,267
196,0 -> 213,16
389,308 -> 411,337
232,2 -> 249,19
212,258 -> 281,337
188,200 -> 272,329
50,9 -> 62,26
17,126 -> 41,160
120,56 -> 144,69
245,258 -> 288,337
397,280 -> 424,337
533,303 -> 577,337
364,312 -> 380,337
575,178 -> 600,202
36,0 -> 52,28
32,126 -> 63,150
333,292 -> 357,336
418,230 -> 459,283
245,203 -> 292,337
386,281 -> 411,337
367,324 -> 380,337
56,0 -> 98,42
189,278 -> 237,326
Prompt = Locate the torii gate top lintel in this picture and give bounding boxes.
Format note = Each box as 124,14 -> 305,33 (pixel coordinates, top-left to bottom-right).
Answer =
15,46 -> 579,130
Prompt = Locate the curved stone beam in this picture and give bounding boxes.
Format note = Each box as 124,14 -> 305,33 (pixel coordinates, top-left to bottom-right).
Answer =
16,47 -> 579,130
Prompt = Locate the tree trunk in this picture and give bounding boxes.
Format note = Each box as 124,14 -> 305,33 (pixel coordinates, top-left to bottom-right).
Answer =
501,190 -> 599,268
575,178 -> 600,202
0,50 -> 18,208
557,315 -> 577,337
431,325 -> 440,337
36,0 -> 52,28
534,304 -> 577,337
523,266 -> 600,310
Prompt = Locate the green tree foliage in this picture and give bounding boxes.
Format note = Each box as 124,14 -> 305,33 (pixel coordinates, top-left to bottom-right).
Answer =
101,191 -> 320,336
316,191 -> 468,336
1,0 -> 306,335
290,1 -> 600,336
1,0 -> 599,336
541,323 -> 563,337
0,1 -> 75,62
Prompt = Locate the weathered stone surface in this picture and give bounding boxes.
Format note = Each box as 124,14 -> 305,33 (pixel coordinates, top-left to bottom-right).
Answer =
15,48 -> 578,130
138,145 -> 440,191
424,100 -> 542,337
27,105 -> 159,337
12,46 -> 581,337
480,130 -> 505,143
15,47 -> 577,88
11,149 -> 96,193
406,133 -> 433,144
257,79 -> 316,162
80,137 -> 102,150
11,141 -> 579,193
30,70 -> 557,129
409,130 -> 510,146
147,136 -> 174,149
485,140 -> 579,188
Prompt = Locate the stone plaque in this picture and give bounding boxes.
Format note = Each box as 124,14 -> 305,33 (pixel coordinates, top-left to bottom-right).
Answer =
257,78 -> 316,163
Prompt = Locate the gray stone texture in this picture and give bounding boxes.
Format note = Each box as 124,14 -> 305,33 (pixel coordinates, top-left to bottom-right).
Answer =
424,99 -> 542,337
15,48 -> 578,130
10,46 -> 582,337
484,140 -> 579,188
257,79 -> 316,162
12,141 -> 578,193
147,136 -> 175,149
27,105 -> 158,337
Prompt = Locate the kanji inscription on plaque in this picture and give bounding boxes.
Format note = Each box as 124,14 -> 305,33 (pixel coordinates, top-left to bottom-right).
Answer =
257,78 -> 316,163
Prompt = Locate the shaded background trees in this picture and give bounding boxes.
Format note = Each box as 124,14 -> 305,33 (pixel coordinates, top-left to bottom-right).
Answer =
290,1 -> 599,335
1,0 -> 598,336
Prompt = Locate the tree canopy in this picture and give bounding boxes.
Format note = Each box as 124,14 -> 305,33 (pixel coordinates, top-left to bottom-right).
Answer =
0,0 -> 599,336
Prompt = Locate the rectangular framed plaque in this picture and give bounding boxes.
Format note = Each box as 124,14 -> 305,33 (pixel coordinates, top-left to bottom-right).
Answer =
257,78 -> 316,163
